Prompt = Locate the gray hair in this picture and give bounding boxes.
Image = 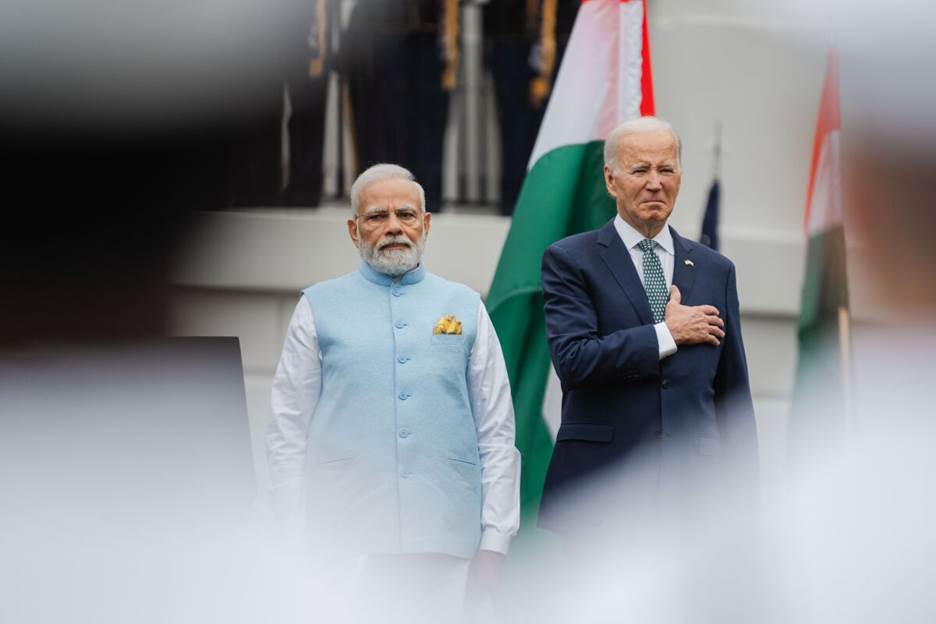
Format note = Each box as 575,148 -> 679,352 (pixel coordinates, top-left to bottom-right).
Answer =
604,116 -> 682,173
349,163 -> 426,215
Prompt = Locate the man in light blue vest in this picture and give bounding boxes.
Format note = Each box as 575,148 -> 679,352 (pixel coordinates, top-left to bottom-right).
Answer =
268,163 -> 520,617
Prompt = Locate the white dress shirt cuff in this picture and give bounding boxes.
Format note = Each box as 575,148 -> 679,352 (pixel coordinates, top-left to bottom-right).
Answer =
654,322 -> 678,360
479,528 -> 513,555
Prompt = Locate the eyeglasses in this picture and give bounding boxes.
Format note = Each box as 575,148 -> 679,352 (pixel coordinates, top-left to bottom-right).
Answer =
357,208 -> 421,227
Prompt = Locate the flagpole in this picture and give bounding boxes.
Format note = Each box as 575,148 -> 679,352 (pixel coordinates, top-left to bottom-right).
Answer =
700,124 -> 722,250
713,121 -> 722,180
837,305 -> 855,433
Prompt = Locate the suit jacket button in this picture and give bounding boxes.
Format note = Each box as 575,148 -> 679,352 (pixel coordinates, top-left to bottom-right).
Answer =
661,379 -> 670,389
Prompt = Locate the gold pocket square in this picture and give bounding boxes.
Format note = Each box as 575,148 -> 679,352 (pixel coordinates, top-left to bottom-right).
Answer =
433,314 -> 463,335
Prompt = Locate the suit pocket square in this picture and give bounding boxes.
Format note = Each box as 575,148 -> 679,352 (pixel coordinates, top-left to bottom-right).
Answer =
433,314 -> 462,335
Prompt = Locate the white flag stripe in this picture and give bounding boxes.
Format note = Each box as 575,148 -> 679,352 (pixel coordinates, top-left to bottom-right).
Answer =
806,130 -> 843,235
528,0 -> 630,168
617,0 -> 645,125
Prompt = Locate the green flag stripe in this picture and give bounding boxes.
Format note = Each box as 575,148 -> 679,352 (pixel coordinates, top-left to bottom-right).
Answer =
797,225 -> 849,332
488,140 -> 616,522
791,224 -> 850,454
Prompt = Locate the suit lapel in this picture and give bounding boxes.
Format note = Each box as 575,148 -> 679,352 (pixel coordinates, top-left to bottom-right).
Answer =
597,221 -> 653,325
671,226 -> 698,303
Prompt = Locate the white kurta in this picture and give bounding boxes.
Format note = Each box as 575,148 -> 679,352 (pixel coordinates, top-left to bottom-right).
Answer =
268,297 -> 521,554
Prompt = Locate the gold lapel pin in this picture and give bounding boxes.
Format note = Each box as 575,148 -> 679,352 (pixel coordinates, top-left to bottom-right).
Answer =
684,259 -> 694,267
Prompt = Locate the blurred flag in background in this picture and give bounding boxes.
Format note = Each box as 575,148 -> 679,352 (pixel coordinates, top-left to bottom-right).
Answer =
791,51 -> 851,456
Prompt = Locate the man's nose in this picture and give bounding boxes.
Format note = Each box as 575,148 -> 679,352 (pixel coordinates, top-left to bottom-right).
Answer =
646,170 -> 663,190
384,211 -> 404,233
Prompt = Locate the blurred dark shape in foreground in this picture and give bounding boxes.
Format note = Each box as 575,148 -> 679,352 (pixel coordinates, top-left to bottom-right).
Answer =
0,0 -> 306,346
0,6 -> 279,621
0,124 -> 225,345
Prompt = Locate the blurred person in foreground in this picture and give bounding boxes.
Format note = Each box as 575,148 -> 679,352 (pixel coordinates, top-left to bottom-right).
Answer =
537,117 -> 758,547
0,1 -> 307,621
267,163 -> 520,621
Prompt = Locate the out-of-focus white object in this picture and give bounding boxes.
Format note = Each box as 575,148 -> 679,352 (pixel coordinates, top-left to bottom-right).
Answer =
0,339 -> 337,624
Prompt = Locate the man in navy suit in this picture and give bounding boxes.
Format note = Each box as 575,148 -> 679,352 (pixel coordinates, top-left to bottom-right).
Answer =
538,117 -> 757,537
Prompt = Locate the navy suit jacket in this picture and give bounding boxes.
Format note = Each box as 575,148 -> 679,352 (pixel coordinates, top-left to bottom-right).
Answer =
538,220 -> 757,533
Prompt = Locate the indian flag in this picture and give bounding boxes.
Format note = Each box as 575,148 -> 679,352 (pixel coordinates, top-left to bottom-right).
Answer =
486,0 -> 655,520
791,51 -> 851,454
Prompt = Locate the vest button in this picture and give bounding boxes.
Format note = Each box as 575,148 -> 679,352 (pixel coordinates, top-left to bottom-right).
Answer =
397,356 -> 408,364
398,429 -> 410,438
395,321 -> 406,329
398,393 -> 409,401
392,290 -> 402,297
401,471 -> 412,479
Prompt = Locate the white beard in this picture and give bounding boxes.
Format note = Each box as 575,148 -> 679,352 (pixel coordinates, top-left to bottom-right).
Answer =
359,234 -> 425,277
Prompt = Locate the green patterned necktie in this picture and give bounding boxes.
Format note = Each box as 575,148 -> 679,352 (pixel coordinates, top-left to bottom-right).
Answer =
637,239 -> 669,323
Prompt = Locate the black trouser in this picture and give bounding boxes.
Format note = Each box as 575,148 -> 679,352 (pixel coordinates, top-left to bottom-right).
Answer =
347,31 -> 448,212
227,86 -> 284,208
284,67 -> 328,207
489,39 -> 544,216
489,37 -> 569,216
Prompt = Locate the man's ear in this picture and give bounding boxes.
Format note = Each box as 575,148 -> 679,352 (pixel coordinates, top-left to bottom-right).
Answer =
422,211 -> 432,238
603,165 -> 618,198
347,217 -> 360,247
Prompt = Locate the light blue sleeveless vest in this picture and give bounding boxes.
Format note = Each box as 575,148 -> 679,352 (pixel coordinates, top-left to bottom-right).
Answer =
302,263 -> 482,558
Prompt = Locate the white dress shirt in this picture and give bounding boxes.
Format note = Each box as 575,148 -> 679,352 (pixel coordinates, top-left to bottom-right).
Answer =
269,296 -> 521,555
613,214 -> 678,359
